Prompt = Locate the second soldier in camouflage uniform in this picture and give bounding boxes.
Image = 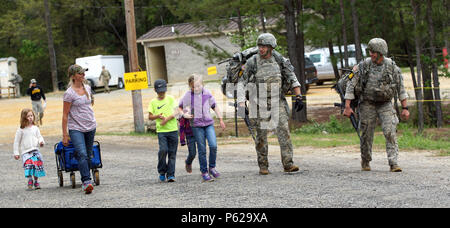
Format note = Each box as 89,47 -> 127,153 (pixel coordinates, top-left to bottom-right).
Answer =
237,33 -> 304,175
99,66 -> 111,93
344,38 -> 410,172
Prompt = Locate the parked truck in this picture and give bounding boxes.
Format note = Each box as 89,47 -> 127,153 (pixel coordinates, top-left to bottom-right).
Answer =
305,44 -> 367,85
75,55 -> 125,90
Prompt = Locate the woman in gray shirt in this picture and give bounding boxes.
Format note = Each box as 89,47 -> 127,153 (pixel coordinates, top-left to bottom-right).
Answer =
62,64 -> 97,194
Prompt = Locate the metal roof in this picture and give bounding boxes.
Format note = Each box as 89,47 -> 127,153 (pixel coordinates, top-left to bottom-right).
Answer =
137,17 -> 279,43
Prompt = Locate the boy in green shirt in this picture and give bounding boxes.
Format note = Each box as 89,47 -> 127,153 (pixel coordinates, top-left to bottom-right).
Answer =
148,79 -> 179,182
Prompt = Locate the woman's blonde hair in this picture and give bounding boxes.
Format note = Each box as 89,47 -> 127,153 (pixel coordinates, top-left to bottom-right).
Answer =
20,108 -> 35,129
67,65 -> 91,101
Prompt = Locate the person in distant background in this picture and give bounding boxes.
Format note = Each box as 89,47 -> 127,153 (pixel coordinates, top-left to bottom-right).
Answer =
26,79 -> 46,126
99,66 -> 111,93
9,73 -> 22,97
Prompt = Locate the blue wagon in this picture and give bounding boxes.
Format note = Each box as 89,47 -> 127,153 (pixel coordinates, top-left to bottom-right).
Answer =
54,141 -> 102,188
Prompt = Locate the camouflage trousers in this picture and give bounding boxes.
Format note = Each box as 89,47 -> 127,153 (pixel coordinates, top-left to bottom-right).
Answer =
359,101 -> 399,166
102,79 -> 110,92
249,98 -> 294,169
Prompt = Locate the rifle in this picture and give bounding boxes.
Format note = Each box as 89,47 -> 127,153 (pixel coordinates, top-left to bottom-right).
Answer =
333,69 -> 360,139
221,47 -> 259,142
242,103 -> 256,142
229,101 -> 256,142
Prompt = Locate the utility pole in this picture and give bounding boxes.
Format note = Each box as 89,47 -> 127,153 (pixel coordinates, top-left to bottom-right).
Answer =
124,0 -> 145,133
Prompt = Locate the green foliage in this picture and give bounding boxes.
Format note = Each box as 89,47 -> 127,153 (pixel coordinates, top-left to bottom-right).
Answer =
293,115 -> 355,135
228,17 -> 260,51
438,54 -> 450,78
19,40 -> 45,59
398,130 -> 450,155
291,115 -> 449,154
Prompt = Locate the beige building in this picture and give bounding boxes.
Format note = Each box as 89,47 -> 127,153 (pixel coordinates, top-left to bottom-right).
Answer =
137,18 -> 278,85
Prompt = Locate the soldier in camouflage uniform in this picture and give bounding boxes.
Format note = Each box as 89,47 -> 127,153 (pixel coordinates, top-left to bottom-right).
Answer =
237,33 -> 304,175
343,38 -> 410,172
99,66 -> 111,93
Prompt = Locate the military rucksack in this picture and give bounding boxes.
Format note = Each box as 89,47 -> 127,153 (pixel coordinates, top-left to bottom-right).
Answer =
355,57 -> 399,103
335,69 -> 359,109
220,47 -> 258,98
220,47 -> 295,98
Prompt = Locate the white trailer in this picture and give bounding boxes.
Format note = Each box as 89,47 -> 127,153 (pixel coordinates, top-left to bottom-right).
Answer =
75,55 -> 125,89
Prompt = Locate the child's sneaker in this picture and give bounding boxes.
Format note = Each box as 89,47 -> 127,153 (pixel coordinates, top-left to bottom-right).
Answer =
34,182 -> 41,190
159,174 -> 166,182
27,179 -> 33,191
201,172 -> 214,182
167,176 -> 176,182
209,167 -> 221,178
82,181 -> 94,194
185,163 -> 192,173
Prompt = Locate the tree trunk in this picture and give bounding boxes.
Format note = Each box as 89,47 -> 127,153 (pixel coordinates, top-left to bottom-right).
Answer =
426,0 -> 443,127
399,9 -> 419,100
259,0 -> 267,33
421,62 -> 435,122
339,0 -> 349,68
411,0 -> 425,133
350,0 -> 363,63
44,0 -> 58,92
444,0 -> 449,52
236,8 -> 245,49
328,40 -> 340,81
295,0 -> 307,122
321,0 -> 339,80
337,37 -> 344,68
284,0 -> 306,123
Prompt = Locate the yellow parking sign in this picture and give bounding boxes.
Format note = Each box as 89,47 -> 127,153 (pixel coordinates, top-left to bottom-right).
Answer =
207,66 -> 217,75
124,71 -> 148,91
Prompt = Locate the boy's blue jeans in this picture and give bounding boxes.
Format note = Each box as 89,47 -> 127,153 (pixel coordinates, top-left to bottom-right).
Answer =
185,135 -> 197,165
69,129 -> 96,183
157,131 -> 178,177
192,125 -> 217,173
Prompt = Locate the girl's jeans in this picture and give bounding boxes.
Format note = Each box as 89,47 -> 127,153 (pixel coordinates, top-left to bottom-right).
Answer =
185,135 -> 197,165
69,129 -> 96,183
192,125 -> 217,173
157,131 -> 178,177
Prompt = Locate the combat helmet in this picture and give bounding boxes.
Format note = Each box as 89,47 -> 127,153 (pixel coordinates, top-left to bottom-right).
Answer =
368,38 -> 388,56
257,33 -> 277,48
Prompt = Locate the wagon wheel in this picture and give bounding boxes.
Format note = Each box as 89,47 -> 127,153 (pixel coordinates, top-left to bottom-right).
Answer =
57,170 -> 64,187
93,170 -> 100,186
70,172 -> 76,189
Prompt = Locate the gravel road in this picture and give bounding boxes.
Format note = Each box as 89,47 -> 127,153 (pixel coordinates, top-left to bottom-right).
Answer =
1,73 -> 449,208
1,135 -> 449,208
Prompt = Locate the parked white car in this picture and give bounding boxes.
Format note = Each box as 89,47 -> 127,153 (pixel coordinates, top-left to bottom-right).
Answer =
305,44 -> 367,85
75,55 -> 125,89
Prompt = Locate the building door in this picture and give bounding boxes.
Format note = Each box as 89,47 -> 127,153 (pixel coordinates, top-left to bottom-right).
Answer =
148,46 -> 168,85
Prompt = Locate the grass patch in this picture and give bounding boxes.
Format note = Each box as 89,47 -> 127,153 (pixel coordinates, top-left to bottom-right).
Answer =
398,130 -> 450,155
290,116 -> 450,154
290,132 -> 359,148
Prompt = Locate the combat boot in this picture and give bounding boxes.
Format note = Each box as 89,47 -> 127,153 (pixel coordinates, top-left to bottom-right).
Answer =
259,168 -> 270,175
283,165 -> 299,173
390,165 -> 402,172
361,160 -> 371,171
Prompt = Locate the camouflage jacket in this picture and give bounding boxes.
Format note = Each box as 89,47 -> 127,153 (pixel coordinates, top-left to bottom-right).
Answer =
100,70 -> 111,81
237,50 -> 300,103
344,57 -> 408,102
